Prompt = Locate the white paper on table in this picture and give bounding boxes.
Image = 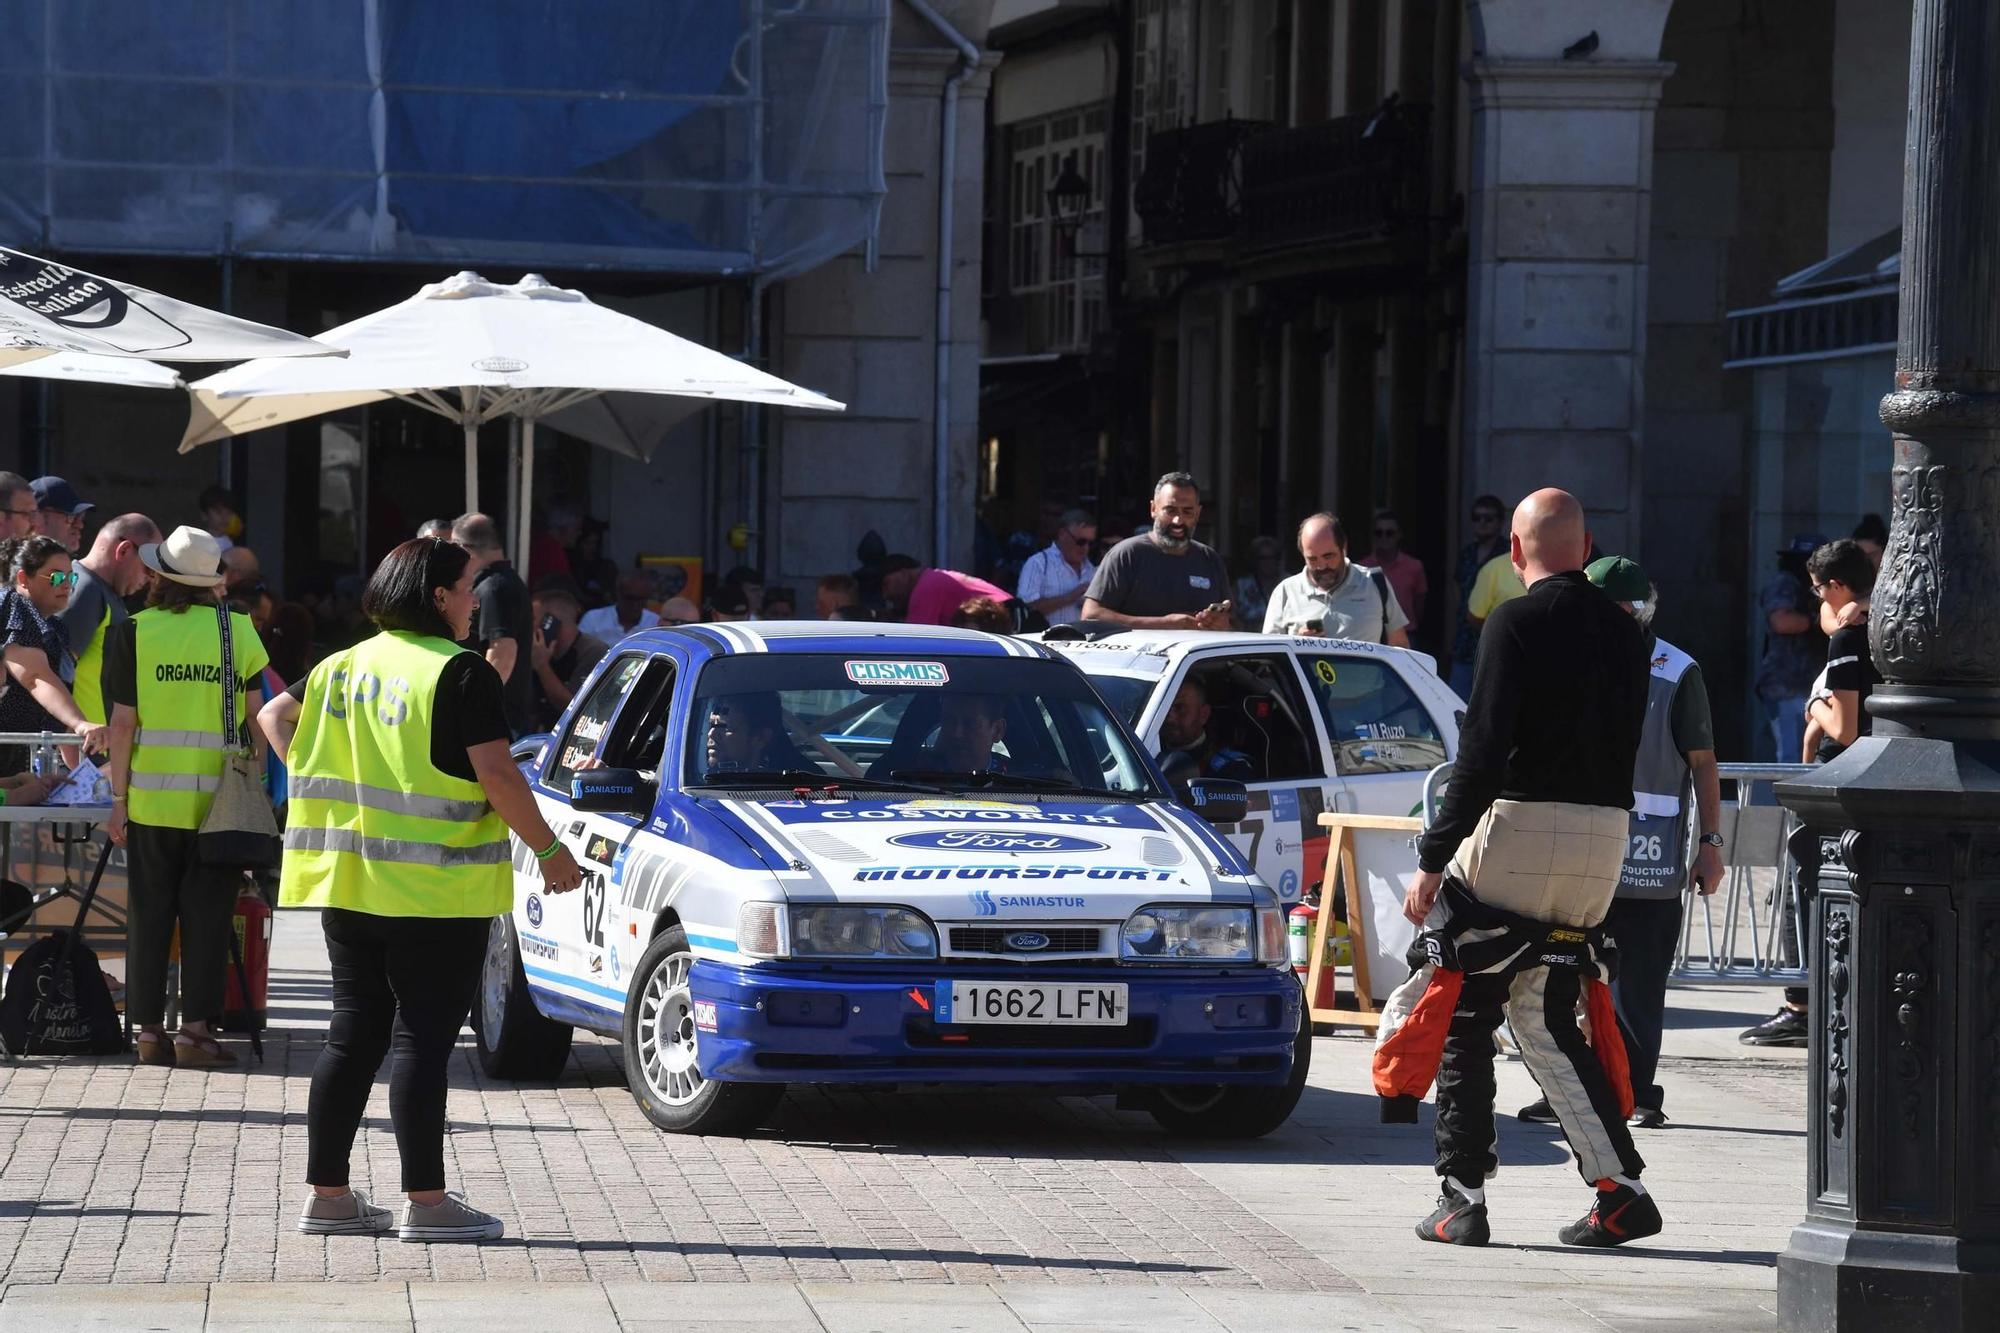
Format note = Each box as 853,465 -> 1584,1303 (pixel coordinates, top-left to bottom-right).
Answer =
45,756 -> 108,806
1353,829 -> 1420,1001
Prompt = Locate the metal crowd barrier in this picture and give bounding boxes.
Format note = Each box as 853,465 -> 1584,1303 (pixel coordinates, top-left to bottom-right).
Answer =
1672,762 -> 1812,984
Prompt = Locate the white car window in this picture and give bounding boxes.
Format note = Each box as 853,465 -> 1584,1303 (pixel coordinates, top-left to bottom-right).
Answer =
1299,654 -> 1448,776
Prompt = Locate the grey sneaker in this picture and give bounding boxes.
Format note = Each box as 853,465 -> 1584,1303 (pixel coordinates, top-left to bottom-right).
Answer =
298,1189 -> 394,1235
398,1192 -> 505,1243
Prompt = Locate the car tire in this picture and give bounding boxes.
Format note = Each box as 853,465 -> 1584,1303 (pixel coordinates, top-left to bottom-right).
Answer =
621,924 -> 785,1135
1147,996 -> 1312,1139
473,916 -> 574,1080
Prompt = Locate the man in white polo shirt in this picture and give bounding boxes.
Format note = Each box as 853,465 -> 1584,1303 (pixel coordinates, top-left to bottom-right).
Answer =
1262,512 -> 1410,646
1014,508 -> 1098,627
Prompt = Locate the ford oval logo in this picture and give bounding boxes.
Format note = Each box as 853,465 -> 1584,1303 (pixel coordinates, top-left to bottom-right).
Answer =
888,831 -> 1108,854
1005,930 -> 1051,952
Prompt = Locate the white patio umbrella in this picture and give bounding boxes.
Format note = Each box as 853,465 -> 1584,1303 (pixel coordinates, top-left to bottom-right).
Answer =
180,271 -> 845,559
0,244 -> 336,369
0,351 -> 184,390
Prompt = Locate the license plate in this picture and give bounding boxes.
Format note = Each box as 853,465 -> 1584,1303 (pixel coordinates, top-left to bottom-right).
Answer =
935,981 -> 1129,1026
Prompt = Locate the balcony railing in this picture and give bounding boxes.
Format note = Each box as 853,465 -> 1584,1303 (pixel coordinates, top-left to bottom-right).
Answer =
1133,119 -> 1269,246
1238,101 -> 1433,250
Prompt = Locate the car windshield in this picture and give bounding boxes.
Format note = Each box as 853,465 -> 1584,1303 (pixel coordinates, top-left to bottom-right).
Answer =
1083,673 -> 1156,729
684,653 -> 1165,799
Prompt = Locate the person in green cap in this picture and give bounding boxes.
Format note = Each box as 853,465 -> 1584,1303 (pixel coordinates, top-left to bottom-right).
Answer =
1516,555 -> 1723,1132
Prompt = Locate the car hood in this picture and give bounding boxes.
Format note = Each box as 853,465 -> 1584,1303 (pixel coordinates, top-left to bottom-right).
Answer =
696,795 -> 1259,920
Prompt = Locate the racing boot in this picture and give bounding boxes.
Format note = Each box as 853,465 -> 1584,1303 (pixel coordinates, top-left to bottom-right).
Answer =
1415,1179 -> 1490,1247
1559,1178 -> 1663,1248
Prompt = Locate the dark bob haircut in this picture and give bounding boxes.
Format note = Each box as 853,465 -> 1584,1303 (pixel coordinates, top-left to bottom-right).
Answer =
363,537 -> 471,638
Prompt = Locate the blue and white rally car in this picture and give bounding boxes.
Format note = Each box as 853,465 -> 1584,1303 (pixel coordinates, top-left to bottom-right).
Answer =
474,621 -> 1306,1138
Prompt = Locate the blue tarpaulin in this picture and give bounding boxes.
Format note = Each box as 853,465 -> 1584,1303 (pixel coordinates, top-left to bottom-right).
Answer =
0,0 -> 887,276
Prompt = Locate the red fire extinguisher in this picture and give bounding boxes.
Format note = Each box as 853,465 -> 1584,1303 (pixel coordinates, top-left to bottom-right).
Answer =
221,883 -> 271,1033
1287,901 -> 1318,981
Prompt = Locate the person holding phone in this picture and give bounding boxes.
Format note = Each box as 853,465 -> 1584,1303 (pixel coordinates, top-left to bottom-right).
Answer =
527,587 -> 608,731
1080,473 -> 1233,630
1261,513 -> 1410,646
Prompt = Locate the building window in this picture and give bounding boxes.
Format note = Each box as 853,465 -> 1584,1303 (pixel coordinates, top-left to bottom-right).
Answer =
1007,107 -> 1107,353
1133,0 -> 1191,199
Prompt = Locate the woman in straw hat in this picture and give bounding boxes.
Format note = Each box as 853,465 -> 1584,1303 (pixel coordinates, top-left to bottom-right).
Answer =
102,525 -> 269,1069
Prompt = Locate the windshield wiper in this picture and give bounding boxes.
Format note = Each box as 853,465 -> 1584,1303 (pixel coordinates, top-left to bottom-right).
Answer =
890,768 -> 1135,798
689,769 -> 949,795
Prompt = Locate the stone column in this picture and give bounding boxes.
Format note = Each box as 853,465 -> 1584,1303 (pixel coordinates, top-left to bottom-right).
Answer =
1460,1 -> 1674,552
1774,1 -> 2000,1327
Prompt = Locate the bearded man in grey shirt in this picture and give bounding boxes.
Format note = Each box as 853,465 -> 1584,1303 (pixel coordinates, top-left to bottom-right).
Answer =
1081,472 -> 1233,630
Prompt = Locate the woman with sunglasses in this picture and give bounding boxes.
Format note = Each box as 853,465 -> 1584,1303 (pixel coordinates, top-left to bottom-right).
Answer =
0,534 -> 109,772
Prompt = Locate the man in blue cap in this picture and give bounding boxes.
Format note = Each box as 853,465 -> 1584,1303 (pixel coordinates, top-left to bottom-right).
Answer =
1755,533 -> 1825,764
30,475 -> 93,555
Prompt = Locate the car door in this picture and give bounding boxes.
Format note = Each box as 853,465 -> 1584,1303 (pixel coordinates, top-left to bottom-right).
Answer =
526,650 -> 678,1024
1162,649 -> 1337,905
1293,648 -> 1457,997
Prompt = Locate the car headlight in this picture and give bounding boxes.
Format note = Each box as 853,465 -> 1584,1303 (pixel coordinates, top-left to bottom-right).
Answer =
789,905 -> 938,959
1120,905 -> 1255,962
736,902 -> 789,959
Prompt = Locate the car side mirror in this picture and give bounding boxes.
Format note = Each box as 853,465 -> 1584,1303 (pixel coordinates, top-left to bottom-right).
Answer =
1179,777 -> 1248,826
571,767 -> 655,816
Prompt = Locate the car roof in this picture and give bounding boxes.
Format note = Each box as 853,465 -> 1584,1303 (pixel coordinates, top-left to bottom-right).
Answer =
1037,628 -> 1409,667
620,619 -> 1055,660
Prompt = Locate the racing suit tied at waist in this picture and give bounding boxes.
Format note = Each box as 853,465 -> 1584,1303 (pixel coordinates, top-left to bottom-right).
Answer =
1372,877 -> 1634,1125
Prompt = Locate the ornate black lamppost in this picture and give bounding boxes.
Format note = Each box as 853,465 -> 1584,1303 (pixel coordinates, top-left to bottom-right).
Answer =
1776,1 -> 2000,1327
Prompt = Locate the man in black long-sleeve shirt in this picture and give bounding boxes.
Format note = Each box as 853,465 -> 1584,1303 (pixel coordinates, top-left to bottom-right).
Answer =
1393,489 -> 1659,1251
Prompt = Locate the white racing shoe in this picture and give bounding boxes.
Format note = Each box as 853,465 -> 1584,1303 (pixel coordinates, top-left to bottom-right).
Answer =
398,1192 -> 505,1243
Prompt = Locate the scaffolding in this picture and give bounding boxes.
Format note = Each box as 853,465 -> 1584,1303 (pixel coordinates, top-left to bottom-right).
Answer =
0,0 -> 888,278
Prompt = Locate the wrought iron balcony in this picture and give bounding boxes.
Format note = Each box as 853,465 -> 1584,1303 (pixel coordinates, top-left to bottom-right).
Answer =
1133,119 -> 1269,246
1237,101 -> 1433,250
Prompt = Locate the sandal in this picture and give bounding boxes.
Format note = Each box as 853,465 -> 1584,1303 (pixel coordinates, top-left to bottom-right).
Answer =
172,1032 -> 237,1069
135,1030 -> 175,1067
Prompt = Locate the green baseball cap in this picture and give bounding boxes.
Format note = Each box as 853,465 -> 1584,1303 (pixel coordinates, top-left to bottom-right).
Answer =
1585,555 -> 1650,605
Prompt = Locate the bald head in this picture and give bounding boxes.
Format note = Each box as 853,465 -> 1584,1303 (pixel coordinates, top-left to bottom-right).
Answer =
1511,488 -> 1590,581
85,512 -> 164,597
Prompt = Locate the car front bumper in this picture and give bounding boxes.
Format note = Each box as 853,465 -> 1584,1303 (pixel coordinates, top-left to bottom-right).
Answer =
688,959 -> 1301,1087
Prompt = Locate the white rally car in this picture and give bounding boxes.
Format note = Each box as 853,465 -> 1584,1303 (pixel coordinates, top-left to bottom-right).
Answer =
475,622 -> 1306,1138
1037,630 -> 1464,906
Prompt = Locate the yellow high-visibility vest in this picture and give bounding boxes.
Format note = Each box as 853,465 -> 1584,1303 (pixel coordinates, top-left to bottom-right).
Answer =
73,600 -> 111,725
128,606 -> 263,829
278,630 -> 510,918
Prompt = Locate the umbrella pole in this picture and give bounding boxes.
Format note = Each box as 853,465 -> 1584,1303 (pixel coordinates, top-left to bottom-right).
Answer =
516,416 -> 536,565
462,388 -> 480,513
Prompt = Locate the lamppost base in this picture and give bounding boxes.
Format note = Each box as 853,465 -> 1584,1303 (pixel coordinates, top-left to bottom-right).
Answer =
1780,1216 -> 2000,1331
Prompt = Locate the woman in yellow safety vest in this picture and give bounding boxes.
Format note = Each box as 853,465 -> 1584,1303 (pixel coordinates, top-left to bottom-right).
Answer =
103,526 -> 267,1071
257,537 -> 581,1244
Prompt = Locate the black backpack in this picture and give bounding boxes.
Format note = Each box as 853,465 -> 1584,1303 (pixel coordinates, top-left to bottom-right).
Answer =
0,930 -> 125,1056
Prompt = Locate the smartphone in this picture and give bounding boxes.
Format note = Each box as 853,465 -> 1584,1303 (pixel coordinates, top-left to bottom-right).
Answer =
1206,601 -> 1228,616
1302,618 -> 1324,634
539,613 -> 561,641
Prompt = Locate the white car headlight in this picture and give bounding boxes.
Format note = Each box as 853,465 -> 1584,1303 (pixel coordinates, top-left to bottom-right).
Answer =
790,905 -> 938,959
1120,905 -> 1255,962
736,902 -> 789,959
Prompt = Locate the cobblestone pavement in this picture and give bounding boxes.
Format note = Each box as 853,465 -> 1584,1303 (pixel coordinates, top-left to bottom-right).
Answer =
0,913 -> 1806,1330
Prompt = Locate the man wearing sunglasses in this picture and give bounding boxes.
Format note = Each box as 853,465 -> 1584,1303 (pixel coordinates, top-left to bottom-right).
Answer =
1359,507 -> 1428,644
30,475 -> 93,555
0,472 -> 36,540
59,512 -> 162,726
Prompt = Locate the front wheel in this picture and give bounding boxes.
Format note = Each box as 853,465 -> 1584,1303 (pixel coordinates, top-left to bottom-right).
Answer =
621,925 -> 785,1135
473,916 -> 573,1080
1148,1001 -> 1313,1139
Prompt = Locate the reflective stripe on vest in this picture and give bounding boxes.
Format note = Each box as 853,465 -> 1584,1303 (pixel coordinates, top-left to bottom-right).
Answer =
73,600 -> 111,725
128,606 -> 257,829
1620,638 -> 1697,899
287,774 -> 491,824
283,826 -> 510,867
278,630 -> 510,919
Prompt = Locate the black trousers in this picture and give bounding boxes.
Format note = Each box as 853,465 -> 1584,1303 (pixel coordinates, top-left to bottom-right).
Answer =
1435,965 -> 1646,1188
306,908 -> 488,1192
1603,896 -> 1684,1114
125,822 -> 238,1027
